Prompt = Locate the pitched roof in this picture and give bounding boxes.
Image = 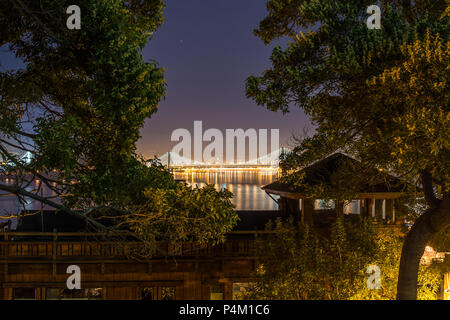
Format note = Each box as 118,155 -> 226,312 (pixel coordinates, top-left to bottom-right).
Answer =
16,210 -> 87,232
262,153 -> 409,198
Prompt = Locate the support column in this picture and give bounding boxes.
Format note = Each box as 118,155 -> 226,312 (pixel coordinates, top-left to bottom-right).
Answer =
301,198 -> 314,225
335,200 -> 344,218
375,199 -> 383,219
371,199 -> 376,217
392,199 -> 396,222
367,198 -> 374,218
360,198 -> 373,218
385,199 -> 394,222
287,198 -> 300,218
278,197 -> 288,217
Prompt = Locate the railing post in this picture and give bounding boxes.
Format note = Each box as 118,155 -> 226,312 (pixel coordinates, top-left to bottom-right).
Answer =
195,245 -> 199,272
3,235 -> 8,276
52,228 -> 57,277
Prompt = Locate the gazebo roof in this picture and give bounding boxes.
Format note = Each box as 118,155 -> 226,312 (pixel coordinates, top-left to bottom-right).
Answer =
262,153 -> 409,199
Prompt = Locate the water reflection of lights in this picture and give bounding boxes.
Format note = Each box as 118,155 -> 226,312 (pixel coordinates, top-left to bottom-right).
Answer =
177,167 -> 279,172
175,170 -> 278,210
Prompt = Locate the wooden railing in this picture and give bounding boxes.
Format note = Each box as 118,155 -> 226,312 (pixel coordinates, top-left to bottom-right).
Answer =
0,231 -> 273,261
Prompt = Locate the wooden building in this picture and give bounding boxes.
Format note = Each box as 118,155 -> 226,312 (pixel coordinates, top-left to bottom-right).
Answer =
0,231 -> 262,300
262,153 -> 410,225
0,211 -> 279,300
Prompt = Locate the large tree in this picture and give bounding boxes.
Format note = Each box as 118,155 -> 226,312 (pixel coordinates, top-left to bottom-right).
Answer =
0,0 -> 237,249
246,0 -> 449,299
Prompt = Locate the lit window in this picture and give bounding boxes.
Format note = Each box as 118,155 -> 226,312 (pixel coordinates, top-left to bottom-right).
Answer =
141,287 -> 175,300
46,288 -> 103,300
232,282 -> 254,300
314,199 -> 335,210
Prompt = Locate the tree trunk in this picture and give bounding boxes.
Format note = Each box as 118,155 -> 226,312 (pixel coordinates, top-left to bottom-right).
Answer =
396,191 -> 450,300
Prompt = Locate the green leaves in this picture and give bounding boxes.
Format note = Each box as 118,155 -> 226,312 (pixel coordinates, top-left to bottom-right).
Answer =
247,0 -> 449,194
1,0 -> 166,200
1,0 -> 238,247
246,217 -> 443,300
125,183 -> 238,248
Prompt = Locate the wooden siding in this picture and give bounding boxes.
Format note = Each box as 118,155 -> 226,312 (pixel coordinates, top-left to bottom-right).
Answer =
0,232 -> 260,300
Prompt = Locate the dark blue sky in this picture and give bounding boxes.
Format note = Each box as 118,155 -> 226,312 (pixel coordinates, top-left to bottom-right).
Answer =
138,0 -> 310,157
0,0 -> 312,158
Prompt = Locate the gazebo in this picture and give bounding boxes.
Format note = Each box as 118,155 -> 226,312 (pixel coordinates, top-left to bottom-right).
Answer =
262,153 -> 410,225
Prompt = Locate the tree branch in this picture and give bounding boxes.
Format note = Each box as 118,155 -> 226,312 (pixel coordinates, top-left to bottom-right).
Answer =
421,170 -> 440,208
0,182 -> 113,234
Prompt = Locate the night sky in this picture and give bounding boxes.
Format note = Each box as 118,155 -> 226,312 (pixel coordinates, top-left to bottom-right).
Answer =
0,0 -> 312,159
138,0 -> 311,158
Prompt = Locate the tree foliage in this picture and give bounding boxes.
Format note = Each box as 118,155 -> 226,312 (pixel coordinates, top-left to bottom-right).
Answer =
126,184 -> 237,249
0,0 -> 238,247
246,218 -> 443,300
246,0 -> 449,299
247,0 -> 448,183
1,0 -> 166,204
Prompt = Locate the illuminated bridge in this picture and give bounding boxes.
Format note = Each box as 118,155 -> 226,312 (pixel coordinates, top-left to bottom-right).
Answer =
0,151 -> 34,168
155,148 -> 290,171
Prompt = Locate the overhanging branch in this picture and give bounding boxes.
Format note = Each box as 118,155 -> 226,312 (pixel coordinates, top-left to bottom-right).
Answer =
0,182 -> 113,233
421,170 -> 440,208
